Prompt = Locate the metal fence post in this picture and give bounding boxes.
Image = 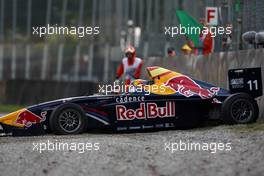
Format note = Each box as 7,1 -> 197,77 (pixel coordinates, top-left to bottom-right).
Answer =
146,0 -> 152,33
56,0 -> 67,81
25,45 -> 31,79
0,0 -> 4,80
103,44 -> 110,82
143,42 -> 149,58
139,0 -> 143,27
41,0 -> 52,80
56,43 -> 64,80
25,0 -> 32,80
116,0 -> 122,45
0,45 -> 3,80
74,0 -> 84,81
11,0 -> 17,79
74,43 -> 81,81
88,44 -> 94,80
88,0 -> 97,80
132,0 -> 136,23
42,44 -> 49,80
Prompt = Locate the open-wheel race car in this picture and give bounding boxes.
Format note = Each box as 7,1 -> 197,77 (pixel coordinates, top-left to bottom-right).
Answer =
0,66 -> 262,136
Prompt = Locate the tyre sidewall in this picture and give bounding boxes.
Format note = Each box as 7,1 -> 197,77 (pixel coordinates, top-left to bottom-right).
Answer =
49,103 -> 88,135
221,93 -> 259,124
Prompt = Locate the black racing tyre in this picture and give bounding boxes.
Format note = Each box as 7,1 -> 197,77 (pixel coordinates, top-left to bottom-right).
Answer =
49,103 -> 88,135
221,93 -> 259,124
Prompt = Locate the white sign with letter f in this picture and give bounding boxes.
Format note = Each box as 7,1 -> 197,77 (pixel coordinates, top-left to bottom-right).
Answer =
206,7 -> 218,26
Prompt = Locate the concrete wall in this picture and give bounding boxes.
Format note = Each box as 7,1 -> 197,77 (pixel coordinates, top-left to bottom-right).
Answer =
0,80 -> 98,105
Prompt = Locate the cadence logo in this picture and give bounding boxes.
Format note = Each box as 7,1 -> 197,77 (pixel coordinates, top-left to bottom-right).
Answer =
116,102 -> 175,120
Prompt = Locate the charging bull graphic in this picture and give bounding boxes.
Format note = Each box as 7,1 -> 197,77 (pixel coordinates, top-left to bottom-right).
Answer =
165,75 -> 220,99
15,110 -> 46,127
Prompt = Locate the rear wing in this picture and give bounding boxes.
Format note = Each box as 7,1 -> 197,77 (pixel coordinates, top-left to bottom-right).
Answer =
228,67 -> 263,98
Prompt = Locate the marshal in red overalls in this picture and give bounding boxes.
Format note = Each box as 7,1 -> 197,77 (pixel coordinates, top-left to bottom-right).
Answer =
116,46 -> 143,85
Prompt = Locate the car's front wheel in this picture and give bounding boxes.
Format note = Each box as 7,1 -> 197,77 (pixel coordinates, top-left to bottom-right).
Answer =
49,104 -> 88,135
221,93 -> 259,124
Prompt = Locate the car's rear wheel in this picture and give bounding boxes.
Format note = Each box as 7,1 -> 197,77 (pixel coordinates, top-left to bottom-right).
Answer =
49,104 -> 88,135
221,93 -> 259,124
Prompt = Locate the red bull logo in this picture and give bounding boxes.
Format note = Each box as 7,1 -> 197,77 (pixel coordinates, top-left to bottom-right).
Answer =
15,110 -> 46,127
165,75 -> 220,99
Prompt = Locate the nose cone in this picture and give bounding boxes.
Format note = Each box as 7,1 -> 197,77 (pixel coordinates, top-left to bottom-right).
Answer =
0,109 -> 27,128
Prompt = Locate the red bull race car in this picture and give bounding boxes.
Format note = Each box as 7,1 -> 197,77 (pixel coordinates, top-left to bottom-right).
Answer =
0,66 -> 262,136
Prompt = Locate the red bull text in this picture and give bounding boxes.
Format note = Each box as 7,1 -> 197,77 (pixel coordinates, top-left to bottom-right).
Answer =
116,102 -> 175,120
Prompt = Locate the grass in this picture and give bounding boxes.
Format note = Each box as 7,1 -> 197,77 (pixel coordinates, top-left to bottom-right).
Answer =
0,104 -> 25,113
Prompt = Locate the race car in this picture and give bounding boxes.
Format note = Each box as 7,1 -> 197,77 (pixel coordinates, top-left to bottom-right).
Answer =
0,66 -> 262,136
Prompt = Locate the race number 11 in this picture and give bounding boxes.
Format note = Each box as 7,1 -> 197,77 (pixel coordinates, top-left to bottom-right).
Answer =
247,80 -> 258,90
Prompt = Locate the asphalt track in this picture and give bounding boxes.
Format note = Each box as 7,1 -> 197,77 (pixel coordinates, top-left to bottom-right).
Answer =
0,125 -> 263,176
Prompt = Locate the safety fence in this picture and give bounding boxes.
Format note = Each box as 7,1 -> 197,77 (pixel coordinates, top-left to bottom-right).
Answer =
0,48 -> 264,119
1,0 -> 264,83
